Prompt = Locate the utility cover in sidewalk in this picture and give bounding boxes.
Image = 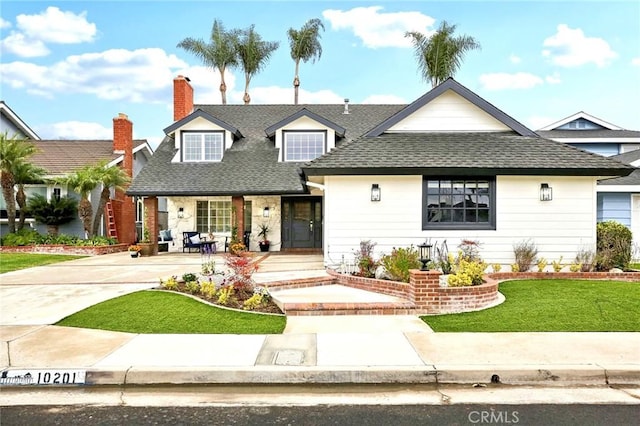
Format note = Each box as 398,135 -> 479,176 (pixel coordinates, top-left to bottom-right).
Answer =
273,350 -> 304,366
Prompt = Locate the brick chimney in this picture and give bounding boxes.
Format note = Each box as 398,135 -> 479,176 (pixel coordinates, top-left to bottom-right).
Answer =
113,113 -> 133,178
112,113 -> 136,244
173,75 -> 194,121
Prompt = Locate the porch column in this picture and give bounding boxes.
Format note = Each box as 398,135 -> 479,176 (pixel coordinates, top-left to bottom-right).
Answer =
232,196 -> 244,243
144,196 -> 159,255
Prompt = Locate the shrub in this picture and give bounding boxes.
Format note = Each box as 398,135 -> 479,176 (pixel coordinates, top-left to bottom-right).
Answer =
574,248 -> 595,272
448,258 -> 487,287
182,272 -> 197,283
217,286 -> 235,306
434,240 -> 453,274
243,293 -> 264,310
569,262 -> 582,273
492,263 -> 502,273
380,245 -> 421,282
513,239 -> 538,272
458,239 -> 482,262
354,240 -> 378,278
224,253 -> 258,291
552,257 -> 563,273
160,276 -> 178,291
536,257 -> 547,272
596,221 -> 632,271
511,263 -> 520,273
27,194 -> 77,236
200,281 -> 216,299
185,280 -> 200,294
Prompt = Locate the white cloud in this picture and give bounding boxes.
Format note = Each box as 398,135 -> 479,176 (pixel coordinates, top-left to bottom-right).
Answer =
632,57 -> 640,67
0,17 -> 11,29
362,94 -> 406,104
1,48 -> 188,103
323,6 -> 435,48
1,7 -> 96,58
509,54 -> 521,64
545,72 -> 562,84
0,32 -> 49,57
542,24 -> 617,68
37,121 -> 111,139
479,72 -> 544,90
16,6 -> 96,44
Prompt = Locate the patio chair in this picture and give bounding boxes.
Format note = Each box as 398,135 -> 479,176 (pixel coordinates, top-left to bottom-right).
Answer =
182,231 -> 201,253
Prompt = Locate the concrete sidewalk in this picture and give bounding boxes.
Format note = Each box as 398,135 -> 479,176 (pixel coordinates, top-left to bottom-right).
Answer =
1,252 -> 639,387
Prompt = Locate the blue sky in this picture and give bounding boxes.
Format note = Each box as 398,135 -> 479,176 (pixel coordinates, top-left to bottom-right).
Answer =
1,1 -> 639,148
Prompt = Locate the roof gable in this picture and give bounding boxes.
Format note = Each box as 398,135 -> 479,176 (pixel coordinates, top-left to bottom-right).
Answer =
264,108 -> 346,138
538,111 -> 623,131
0,101 -> 40,140
365,78 -> 536,137
164,109 -> 242,138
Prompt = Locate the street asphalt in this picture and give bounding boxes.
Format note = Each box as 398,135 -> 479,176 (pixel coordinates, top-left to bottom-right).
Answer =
0,251 -> 638,388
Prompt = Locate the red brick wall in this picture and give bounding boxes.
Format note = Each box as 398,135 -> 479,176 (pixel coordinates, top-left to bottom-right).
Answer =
232,196 -> 244,243
173,75 -> 193,121
144,197 -> 159,255
488,271 -> 639,282
112,113 -> 136,244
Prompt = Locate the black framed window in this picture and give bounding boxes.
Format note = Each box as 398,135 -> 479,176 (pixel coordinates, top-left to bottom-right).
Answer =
423,177 -> 496,230
283,131 -> 326,161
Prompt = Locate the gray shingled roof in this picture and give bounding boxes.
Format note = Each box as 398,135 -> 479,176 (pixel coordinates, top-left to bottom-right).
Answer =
597,149 -> 640,186
611,149 -> 640,164
30,139 -> 148,175
302,132 -> 634,177
537,129 -> 640,139
127,104 -> 404,196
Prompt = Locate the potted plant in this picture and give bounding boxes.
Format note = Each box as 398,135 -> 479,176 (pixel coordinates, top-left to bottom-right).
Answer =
257,222 -> 270,252
128,244 -> 141,258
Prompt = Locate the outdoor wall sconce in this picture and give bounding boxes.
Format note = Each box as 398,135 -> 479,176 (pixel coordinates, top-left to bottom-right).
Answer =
371,184 -> 381,202
263,207 -> 270,218
177,207 -> 184,218
418,240 -> 433,271
540,183 -> 553,201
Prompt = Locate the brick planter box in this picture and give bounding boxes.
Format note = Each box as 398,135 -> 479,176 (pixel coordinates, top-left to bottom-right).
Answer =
488,271 -> 639,282
0,244 -> 128,256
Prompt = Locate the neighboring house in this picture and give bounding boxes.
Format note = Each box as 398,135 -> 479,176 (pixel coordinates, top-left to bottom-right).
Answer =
537,112 -> 640,251
0,101 -> 40,141
1,111 -> 154,243
128,76 -> 633,267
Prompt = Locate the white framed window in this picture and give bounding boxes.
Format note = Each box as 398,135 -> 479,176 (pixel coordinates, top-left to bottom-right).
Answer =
284,131 -> 325,161
182,132 -> 224,162
196,200 -> 232,233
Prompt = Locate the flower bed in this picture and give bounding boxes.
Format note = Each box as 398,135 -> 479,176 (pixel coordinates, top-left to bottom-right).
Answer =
0,244 -> 128,256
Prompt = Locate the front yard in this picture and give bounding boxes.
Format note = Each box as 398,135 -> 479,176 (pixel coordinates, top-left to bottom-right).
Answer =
423,279 -> 640,332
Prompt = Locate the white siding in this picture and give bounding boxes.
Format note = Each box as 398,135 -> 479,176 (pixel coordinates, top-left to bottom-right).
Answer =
388,90 -> 511,133
323,175 -> 598,269
274,116 -> 336,161
172,117 -> 234,162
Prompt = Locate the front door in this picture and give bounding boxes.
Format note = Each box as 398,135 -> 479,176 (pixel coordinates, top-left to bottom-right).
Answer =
282,197 -> 322,249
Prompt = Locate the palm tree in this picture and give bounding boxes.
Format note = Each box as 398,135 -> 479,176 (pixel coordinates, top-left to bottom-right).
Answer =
405,21 -> 480,88
288,18 -> 325,105
177,20 -> 238,105
28,193 -> 77,236
0,132 -> 38,234
235,25 -> 279,104
59,164 -> 102,238
13,161 -> 46,230
92,162 -> 131,237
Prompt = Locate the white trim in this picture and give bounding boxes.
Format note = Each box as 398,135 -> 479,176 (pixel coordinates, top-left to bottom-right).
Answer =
305,181 -> 326,191
538,111 -> 624,131
0,101 -> 40,140
597,184 -> 640,192
546,137 -> 640,143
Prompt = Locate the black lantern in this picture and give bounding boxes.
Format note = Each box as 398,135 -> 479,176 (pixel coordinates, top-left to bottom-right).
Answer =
371,184 -> 381,201
540,183 -> 552,201
418,240 -> 433,271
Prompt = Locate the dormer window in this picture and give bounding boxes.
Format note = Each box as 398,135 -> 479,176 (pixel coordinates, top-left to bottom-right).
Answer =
284,131 -> 326,162
182,131 -> 224,162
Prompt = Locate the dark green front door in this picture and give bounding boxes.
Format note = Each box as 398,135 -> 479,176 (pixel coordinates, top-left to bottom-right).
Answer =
282,197 -> 322,249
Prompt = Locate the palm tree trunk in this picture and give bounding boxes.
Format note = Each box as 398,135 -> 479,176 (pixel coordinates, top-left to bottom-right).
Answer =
78,197 -> 93,238
219,67 -> 227,105
243,75 -> 251,105
15,185 -> 26,231
1,172 -> 17,234
47,224 -> 59,236
92,187 -> 110,237
293,60 -> 301,105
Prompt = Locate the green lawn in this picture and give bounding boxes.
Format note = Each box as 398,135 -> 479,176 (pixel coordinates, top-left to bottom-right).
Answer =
422,279 -> 640,332
0,252 -> 86,273
56,290 -> 287,334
